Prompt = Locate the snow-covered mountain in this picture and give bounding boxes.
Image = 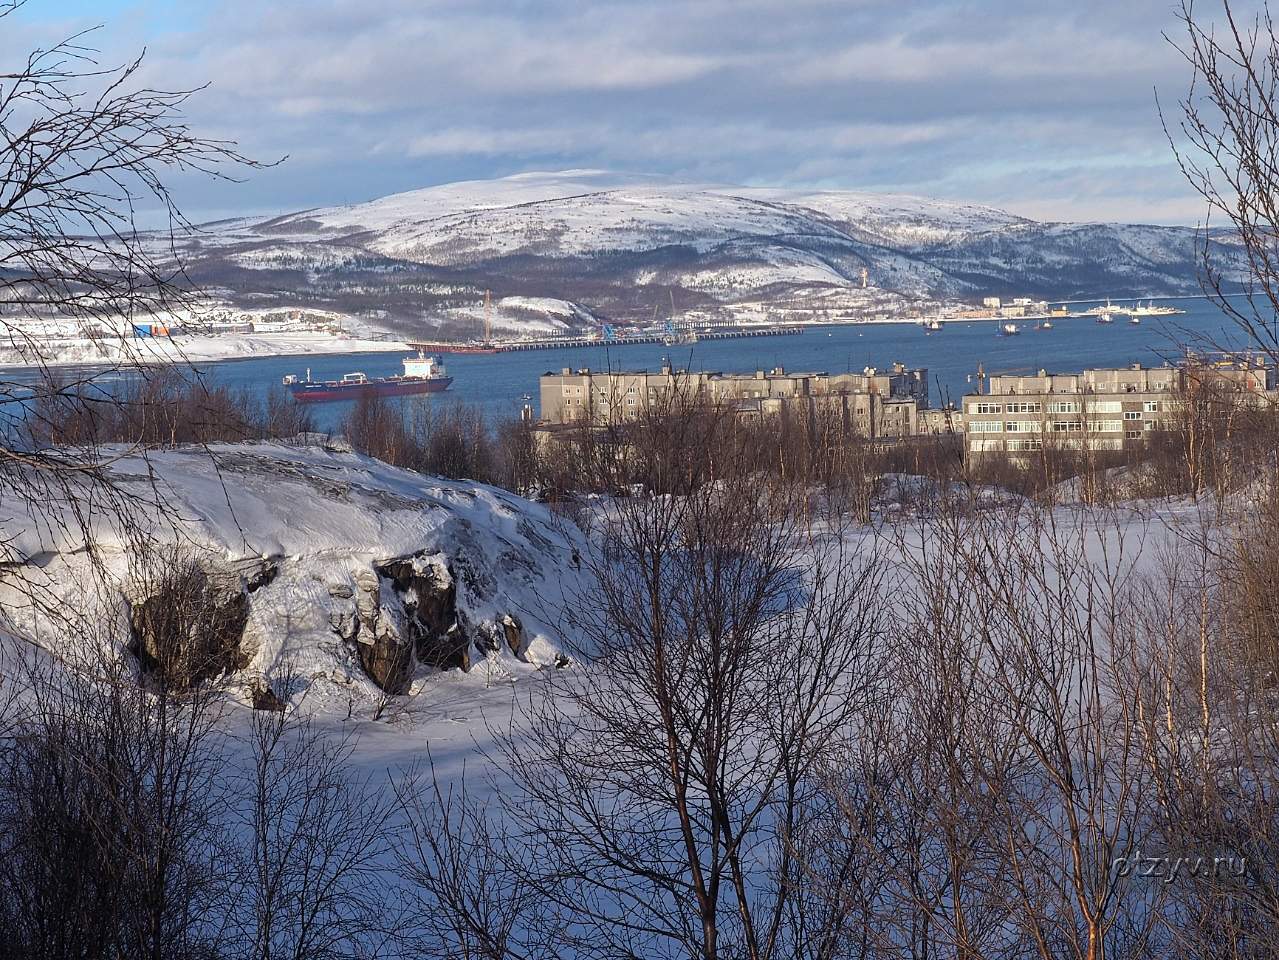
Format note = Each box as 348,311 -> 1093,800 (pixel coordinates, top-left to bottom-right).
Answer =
179,170 -> 1235,337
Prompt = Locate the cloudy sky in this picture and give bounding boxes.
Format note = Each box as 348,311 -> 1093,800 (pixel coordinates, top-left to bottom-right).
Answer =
5,0 -> 1228,224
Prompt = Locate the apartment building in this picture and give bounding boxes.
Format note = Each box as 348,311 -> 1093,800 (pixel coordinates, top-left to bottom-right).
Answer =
539,361 -> 936,439
963,359 -> 1274,458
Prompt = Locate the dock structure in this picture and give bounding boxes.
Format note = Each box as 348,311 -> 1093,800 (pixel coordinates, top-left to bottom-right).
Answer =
408,324 -> 804,354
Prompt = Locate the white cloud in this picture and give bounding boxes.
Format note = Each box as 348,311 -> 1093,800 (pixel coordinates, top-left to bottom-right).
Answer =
4,0 -> 1216,223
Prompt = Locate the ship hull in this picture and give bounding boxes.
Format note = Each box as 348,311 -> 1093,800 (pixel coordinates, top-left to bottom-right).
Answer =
289,376 -> 454,403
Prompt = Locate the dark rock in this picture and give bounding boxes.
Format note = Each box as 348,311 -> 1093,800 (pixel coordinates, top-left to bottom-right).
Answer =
251,682 -> 286,712
244,561 -> 280,593
375,553 -> 469,670
129,561 -> 250,690
500,614 -> 525,657
351,570 -> 416,694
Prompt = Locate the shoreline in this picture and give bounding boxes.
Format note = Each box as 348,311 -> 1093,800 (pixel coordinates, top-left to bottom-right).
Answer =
0,335 -> 412,373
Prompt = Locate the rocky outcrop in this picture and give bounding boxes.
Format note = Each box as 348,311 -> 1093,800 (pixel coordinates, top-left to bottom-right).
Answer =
375,553 -> 468,670
325,549 -> 551,692
251,680 -> 287,712
128,559 -> 277,691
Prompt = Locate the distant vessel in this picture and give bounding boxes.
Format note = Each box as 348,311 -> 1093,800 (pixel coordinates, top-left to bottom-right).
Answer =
663,323 -> 699,346
1086,299 -> 1123,322
923,318 -> 943,332
283,353 -> 453,403
1129,315 -> 1141,324
1035,318 -> 1053,331
1126,301 -> 1185,317
414,288 -> 502,354
1000,322 -> 1020,336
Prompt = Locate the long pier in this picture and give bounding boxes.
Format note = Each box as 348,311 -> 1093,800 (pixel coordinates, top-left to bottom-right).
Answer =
409,324 -> 804,354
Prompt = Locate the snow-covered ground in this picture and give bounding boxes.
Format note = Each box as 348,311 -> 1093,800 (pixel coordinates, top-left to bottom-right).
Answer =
0,330 -> 410,367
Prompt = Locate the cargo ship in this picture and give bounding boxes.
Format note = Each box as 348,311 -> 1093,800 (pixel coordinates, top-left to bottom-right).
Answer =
283,353 -> 453,403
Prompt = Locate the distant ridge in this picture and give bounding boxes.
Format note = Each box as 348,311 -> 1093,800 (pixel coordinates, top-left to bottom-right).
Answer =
174,170 -> 1238,338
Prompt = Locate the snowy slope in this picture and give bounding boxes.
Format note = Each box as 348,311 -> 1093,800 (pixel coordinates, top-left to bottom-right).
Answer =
0,442 -> 588,706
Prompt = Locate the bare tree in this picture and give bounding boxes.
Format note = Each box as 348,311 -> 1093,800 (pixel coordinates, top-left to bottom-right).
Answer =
401,433 -> 886,959
233,698 -> 398,960
1166,0 -> 1279,363
0,0 -> 268,609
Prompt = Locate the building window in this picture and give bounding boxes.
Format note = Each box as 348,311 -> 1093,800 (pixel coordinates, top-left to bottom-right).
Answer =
969,420 -> 1003,433
1006,402 -> 1041,414
973,403 -> 1002,415
1126,430 -> 1142,440
1144,400 -> 1160,412
1005,420 -> 1044,433
1086,401 -> 1122,413
1049,401 -> 1080,414
1124,411 -> 1142,421
1051,420 -> 1082,432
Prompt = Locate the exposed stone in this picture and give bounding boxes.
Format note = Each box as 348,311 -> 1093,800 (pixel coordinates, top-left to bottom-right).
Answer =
251,681 -> 286,712
351,571 -> 416,694
129,561 -> 250,690
500,613 -> 525,657
328,583 -> 355,600
244,561 -> 280,593
375,553 -> 469,670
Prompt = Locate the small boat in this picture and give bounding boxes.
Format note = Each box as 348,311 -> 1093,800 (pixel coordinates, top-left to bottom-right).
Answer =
1000,322 -> 1020,336
1039,319 -> 1053,330
283,352 -> 453,403
1129,315 -> 1141,324
922,318 -> 943,332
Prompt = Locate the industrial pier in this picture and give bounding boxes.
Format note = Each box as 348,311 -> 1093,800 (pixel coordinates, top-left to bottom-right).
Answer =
409,324 -> 804,354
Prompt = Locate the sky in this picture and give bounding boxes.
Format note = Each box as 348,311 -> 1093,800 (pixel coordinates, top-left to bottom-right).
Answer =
2,0 -> 1235,225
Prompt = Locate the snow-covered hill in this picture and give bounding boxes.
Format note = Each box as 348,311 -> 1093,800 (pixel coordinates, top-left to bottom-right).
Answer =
176,170 -> 1237,336
0,442 -> 588,708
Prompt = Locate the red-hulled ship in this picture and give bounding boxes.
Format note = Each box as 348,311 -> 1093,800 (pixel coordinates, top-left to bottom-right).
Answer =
283,353 -> 453,403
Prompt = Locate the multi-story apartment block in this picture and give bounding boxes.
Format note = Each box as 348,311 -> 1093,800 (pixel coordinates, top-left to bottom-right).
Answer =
539,361 -> 938,439
963,359 -> 1274,458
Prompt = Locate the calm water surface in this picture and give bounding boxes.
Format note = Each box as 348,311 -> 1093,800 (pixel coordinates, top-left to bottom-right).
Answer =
2,296 -> 1254,432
